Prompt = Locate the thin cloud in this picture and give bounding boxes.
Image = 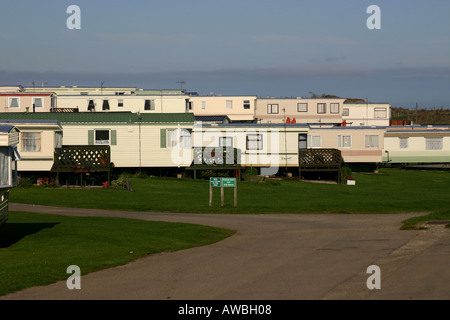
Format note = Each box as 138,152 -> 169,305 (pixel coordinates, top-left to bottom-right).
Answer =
251,34 -> 356,47
251,34 -> 301,43
95,32 -> 198,44
96,33 -> 172,41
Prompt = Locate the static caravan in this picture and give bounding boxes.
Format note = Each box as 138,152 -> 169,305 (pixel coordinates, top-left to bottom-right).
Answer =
0,112 -> 195,170
193,123 -> 388,175
24,86 -> 137,96
308,126 -> 387,163
0,120 -> 63,172
0,125 -> 20,229
0,93 -> 56,113
193,123 -> 310,175
342,102 -> 391,127
188,95 -> 257,122
383,126 -> 450,163
56,93 -> 190,114
255,98 -> 346,125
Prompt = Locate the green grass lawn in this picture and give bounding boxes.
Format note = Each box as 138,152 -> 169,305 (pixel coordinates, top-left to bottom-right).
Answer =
9,168 -> 450,215
0,211 -> 235,296
3,168 -> 449,295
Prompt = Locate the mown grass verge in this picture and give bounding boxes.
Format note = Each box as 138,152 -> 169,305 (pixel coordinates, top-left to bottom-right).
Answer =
0,211 -> 235,296
10,168 -> 450,215
400,209 -> 450,230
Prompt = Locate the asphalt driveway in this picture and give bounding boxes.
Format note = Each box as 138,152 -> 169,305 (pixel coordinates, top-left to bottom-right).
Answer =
2,203 -> 450,300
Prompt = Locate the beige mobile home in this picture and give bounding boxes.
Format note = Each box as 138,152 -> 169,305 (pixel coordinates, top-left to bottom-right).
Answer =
0,93 -> 56,113
56,93 -> 190,113
255,98 -> 346,124
0,112 -> 195,170
189,95 -> 257,122
342,102 -> 391,127
307,126 -> 386,163
193,123 -> 310,174
24,86 -> 137,96
383,126 -> 450,163
0,120 -> 63,171
0,125 -> 20,229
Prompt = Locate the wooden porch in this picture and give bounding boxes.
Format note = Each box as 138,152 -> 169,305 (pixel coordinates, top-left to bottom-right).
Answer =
50,145 -> 112,185
298,148 -> 343,183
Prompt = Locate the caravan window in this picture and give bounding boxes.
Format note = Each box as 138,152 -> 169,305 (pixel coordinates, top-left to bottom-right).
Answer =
374,108 -> 387,118
145,100 -> 155,111
22,132 -> 41,152
298,134 -> 307,150
365,135 -> 379,148
8,97 -> 20,109
317,103 -> 326,114
426,138 -> 443,150
95,130 -> 110,145
33,97 -> 44,109
330,103 -> 340,114
297,103 -> 308,112
55,132 -> 63,148
179,129 -> 192,148
166,129 -> 178,148
102,100 -> 110,111
246,134 -> 263,150
267,104 -> 279,114
219,137 -> 233,148
399,138 -> 408,149
308,136 -> 322,148
88,100 -> 95,111
338,135 -> 352,148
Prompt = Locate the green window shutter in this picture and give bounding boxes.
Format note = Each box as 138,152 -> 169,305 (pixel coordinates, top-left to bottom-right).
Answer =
111,130 -> 117,146
88,130 -> 94,145
160,129 -> 166,148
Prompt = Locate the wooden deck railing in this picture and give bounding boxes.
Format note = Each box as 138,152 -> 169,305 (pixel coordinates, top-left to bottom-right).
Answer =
50,107 -> 79,113
299,148 -> 342,167
51,145 -> 111,175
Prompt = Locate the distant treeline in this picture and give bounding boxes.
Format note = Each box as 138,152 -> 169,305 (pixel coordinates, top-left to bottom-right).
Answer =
391,107 -> 450,125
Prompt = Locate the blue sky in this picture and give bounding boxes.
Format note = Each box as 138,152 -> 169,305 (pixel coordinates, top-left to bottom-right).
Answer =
0,0 -> 449,108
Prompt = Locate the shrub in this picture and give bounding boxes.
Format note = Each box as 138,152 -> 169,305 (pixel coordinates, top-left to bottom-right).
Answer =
36,177 -> 56,188
110,173 -> 132,191
244,167 -> 258,176
17,176 -> 34,188
340,166 -> 353,184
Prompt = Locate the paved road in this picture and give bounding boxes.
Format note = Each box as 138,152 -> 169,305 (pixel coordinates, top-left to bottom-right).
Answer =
2,203 -> 450,300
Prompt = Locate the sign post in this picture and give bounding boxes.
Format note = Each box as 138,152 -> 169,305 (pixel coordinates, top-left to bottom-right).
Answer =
209,177 -> 221,206
209,177 -> 237,207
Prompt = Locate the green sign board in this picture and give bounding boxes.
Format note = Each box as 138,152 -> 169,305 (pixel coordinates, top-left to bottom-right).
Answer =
222,178 -> 236,187
210,177 -> 236,187
209,178 -> 237,207
210,177 -> 222,187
